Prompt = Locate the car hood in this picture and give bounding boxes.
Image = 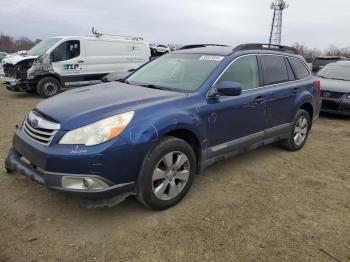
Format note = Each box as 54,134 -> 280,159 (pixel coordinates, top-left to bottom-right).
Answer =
2,54 -> 38,65
36,82 -> 185,130
319,78 -> 350,93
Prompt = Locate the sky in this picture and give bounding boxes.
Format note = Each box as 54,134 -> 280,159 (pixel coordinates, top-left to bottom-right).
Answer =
1,0 -> 349,50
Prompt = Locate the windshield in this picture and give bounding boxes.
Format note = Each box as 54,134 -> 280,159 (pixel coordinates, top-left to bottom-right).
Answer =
27,38 -> 62,56
126,54 -> 223,92
317,64 -> 350,81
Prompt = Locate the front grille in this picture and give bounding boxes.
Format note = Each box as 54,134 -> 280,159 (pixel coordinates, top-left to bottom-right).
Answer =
321,91 -> 344,99
3,64 -> 18,78
22,112 -> 60,146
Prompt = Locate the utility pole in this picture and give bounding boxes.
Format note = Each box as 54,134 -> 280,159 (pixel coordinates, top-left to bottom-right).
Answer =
269,0 -> 289,45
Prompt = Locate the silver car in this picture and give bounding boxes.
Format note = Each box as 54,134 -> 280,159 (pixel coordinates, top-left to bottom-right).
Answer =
317,61 -> 350,115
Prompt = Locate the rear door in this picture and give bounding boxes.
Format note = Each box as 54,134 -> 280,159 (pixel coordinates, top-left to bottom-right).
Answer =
51,39 -> 86,82
260,55 -> 297,137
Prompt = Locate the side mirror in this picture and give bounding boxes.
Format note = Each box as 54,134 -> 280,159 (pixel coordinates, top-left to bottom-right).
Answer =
215,81 -> 242,97
49,52 -> 55,62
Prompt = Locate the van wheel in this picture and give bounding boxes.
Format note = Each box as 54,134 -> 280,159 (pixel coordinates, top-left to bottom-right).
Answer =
281,109 -> 311,151
36,77 -> 61,98
136,137 -> 196,210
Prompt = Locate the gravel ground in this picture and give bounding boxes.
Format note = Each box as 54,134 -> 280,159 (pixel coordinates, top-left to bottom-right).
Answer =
0,86 -> 349,262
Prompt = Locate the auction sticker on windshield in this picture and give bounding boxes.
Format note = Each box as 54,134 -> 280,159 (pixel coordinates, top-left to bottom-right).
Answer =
199,56 -> 224,61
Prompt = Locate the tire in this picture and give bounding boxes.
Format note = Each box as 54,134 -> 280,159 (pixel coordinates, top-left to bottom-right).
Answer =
281,109 -> 311,151
136,136 -> 196,210
36,77 -> 61,98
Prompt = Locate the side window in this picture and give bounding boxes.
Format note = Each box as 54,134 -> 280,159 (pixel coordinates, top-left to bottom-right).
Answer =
51,40 -> 80,62
285,58 -> 295,81
217,56 -> 259,90
260,55 -> 289,85
288,58 -> 310,80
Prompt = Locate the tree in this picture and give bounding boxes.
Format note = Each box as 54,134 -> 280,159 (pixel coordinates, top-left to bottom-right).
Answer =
0,33 -> 41,53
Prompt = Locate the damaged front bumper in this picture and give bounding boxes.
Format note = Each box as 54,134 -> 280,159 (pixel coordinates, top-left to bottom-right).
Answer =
321,97 -> 350,116
2,76 -> 34,92
5,147 -> 135,200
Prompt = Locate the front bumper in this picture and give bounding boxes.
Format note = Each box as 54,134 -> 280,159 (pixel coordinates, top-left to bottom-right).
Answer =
2,76 -> 34,92
321,98 -> 350,116
4,126 -> 151,200
5,147 -> 135,200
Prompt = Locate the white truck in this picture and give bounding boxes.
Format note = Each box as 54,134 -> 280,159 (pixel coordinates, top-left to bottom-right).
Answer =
1,34 -> 150,97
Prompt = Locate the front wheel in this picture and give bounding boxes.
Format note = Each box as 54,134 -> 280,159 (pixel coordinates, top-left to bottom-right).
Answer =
36,77 -> 61,98
281,109 -> 311,151
136,137 -> 196,210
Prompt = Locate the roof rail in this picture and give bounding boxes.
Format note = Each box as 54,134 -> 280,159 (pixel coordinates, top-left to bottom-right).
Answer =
179,44 -> 229,50
233,43 -> 298,54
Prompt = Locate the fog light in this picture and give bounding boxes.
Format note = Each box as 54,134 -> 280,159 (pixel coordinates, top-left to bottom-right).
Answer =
62,176 -> 109,191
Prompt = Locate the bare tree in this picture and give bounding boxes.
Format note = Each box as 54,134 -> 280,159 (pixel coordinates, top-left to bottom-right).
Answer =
0,33 -> 41,53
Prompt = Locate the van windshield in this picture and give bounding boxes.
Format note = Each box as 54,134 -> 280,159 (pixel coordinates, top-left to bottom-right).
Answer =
27,38 -> 62,56
127,54 -> 223,92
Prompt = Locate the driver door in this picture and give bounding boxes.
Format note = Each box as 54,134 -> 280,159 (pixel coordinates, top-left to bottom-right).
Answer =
205,55 -> 267,158
51,40 -> 86,83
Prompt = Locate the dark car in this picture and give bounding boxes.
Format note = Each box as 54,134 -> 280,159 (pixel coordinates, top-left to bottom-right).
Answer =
5,43 -> 321,210
312,56 -> 347,73
317,61 -> 350,115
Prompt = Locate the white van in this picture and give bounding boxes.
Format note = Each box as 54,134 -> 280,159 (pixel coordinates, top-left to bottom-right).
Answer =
1,35 -> 150,97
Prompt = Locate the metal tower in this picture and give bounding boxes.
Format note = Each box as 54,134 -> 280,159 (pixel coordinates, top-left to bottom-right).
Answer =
269,0 -> 289,45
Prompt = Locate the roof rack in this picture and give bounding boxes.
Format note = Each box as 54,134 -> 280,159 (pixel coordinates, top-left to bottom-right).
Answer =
179,44 -> 230,50
91,27 -> 143,41
233,43 -> 298,54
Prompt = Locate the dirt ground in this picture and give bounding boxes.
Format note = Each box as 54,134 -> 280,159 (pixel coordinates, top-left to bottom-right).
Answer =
0,86 -> 349,262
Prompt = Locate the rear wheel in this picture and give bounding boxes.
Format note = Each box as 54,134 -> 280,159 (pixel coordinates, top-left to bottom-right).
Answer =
281,109 -> 311,151
136,137 -> 196,210
36,77 -> 61,98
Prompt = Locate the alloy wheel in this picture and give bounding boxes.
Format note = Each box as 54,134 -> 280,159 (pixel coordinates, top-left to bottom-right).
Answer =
152,151 -> 190,201
294,116 -> 308,146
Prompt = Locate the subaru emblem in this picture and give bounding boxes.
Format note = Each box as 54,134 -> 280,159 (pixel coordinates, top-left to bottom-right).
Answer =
31,118 -> 39,128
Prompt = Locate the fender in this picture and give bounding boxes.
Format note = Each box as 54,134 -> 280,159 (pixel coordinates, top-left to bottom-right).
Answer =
290,89 -> 314,121
125,110 -> 206,146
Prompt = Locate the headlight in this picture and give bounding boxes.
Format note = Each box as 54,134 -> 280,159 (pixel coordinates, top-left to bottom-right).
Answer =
59,111 -> 134,146
346,94 -> 350,99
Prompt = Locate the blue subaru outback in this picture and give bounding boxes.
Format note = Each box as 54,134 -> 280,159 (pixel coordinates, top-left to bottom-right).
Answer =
5,44 -> 321,209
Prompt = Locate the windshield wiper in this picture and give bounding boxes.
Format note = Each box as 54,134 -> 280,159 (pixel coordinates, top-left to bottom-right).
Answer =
329,77 -> 350,81
129,82 -> 170,91
118,79 -> 129,84
140,84 -> 169,90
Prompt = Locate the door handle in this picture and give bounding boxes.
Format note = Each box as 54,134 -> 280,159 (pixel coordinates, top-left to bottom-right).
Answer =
77,60 -> 85,63
293,87 -> 300,94
254,96 -> 265,104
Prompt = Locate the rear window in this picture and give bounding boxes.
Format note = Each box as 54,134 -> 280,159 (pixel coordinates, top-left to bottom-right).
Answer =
260,55 -> 289,85
288,58 -> 310,80
314,59 -> 340,67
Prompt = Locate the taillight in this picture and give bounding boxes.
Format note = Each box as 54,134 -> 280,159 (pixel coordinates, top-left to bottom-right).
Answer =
315,79 -> 321,89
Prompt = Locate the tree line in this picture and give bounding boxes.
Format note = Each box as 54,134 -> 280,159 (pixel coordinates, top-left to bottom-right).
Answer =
1,33 -> 350,63
0,33 -> 41,53
292,42 -> 350,63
